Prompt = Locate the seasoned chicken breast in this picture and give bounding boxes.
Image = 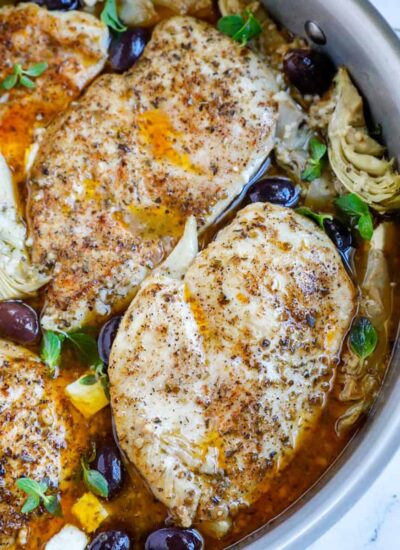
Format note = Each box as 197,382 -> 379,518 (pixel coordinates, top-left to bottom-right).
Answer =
109,204 -> 356,531
0,341 -> 81,548
28,15 -> 278,331
0,2 -> 109,182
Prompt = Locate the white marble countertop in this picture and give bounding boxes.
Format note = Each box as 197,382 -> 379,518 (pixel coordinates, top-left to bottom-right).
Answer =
309,1 -> 400,549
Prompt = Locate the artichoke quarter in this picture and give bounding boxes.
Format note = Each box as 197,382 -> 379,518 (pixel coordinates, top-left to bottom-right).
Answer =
328,67 -> 400,211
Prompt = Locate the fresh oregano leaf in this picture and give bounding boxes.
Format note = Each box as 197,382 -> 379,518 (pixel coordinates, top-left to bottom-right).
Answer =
41,330 -> 65,373
66,331 -> 101,366
43,495 -> 62,517
296,207 -> 333,229
79,374 -> 97,385
24,62 -> 48,77
81,458 -> 109,498
101,0 -> 127,33
1,73 -> 18,90
0,62 -> 48,90
218,11 -> 262,45
19,75 -> 35,89
217,14 -> 244,37
301,137 -> 327,181
334,193 -> 374,241
21,493 -> 40,514
16,477 -> 62,516
349,317 -> 378,360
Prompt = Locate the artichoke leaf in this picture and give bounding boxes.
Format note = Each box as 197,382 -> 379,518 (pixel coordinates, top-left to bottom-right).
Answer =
0,153 -> 50,300
328,67 -> 400,211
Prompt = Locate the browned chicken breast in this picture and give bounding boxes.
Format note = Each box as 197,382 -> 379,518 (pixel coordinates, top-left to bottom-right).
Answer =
109,204 -> 356,533
28,15 -> 278,331
0,2 -> 109,182
0,340 -> 80,548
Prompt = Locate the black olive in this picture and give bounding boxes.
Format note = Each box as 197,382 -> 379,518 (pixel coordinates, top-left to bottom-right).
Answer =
283,49 -> 335,96
323,218 -> 354,250
88,531 -> 130,550
29,0 -> 80,11
145,528 -> 204,550
109,29 -> 149,72
0,301 -> 39,344
245,177 -> 300,208
93,445 -> 125,499
98,315 -> 122,366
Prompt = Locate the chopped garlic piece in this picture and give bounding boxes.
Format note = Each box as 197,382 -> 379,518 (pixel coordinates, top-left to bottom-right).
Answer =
65,375 -> 109,418
71,493 -> 108,532
45,524 -> 88,550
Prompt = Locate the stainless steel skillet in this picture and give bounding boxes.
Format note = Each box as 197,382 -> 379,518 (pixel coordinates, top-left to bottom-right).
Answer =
231,1 -> 400,548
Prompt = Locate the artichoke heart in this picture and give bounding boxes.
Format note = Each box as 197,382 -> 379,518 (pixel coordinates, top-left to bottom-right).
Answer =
328,67 -> 400,211
0,153 -> 49,299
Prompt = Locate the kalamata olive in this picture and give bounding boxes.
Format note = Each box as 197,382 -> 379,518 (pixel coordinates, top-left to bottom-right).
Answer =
88,531 -> 130,550
145,528 -> 204,550
30,0 -> 80,10
98,315 -> 122,366
283,49 -> 335,96
0,300 -> 39,344
246,177 -> 300,208
323,218 -> 354,251
109,29 -> 149,72
94,445 -> 125,499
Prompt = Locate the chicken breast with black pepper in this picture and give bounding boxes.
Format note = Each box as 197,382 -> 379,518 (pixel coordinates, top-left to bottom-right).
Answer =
109,203 -> 356,532
28,15 -> 278,331
0,3 -> 109,183
0,340 -> 81,548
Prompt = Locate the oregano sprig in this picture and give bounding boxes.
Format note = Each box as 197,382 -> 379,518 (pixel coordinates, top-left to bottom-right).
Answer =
217,10 -> 262,45
301,137 -> 327,181
16,478 -> 62,516
1,62 -> 48,90
334,193 -> 374,241
81,447 -> 109,498
349,317 -> 378,360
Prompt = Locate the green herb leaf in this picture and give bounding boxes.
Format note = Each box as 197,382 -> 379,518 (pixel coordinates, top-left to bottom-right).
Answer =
218,11 -> 262,45
217,14 -> 244,37
16,477 -> 45,496
81,459 -> 109,498
309,137 -> 327,161
16,477 -> 61,516
66,331 -> 101,366
79,374 -> 97,385
349,317 -> 378,360
101,0 -> 127,33
1,73 -> 18,90
301,161 -> 321,182
1,62 -> 47,90
296,207 -> 333,229
233,12 -> 262,44
21,493 -> 40,514
24,62 -> 48,77
41,330 -> 65,372
334,193 -> 374,241
358,213 -> 374,240
301,137 -> 327,182
43,495 -> 63,517
334,193 -> 369,217
19,75 -> 35,89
